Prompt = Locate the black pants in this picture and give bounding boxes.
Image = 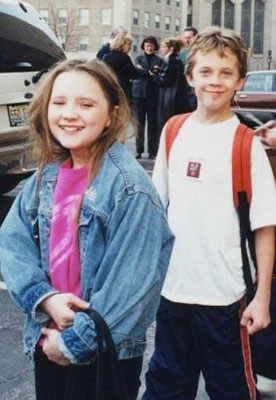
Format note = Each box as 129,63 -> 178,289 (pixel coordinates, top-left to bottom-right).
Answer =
34,346 -> 143,400
132,96 -> 159,157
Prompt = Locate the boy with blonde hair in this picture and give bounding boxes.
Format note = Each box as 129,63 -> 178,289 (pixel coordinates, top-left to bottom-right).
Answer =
143,27 -> 276,399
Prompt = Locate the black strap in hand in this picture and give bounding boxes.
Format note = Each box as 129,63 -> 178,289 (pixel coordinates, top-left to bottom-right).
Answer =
85,308 -> 130,400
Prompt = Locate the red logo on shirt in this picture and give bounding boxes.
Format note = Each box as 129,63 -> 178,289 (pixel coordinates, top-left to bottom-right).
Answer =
187,162 -> 201,178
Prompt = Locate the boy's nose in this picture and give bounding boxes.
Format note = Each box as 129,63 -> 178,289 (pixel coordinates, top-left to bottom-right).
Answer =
209,74 -> 221,85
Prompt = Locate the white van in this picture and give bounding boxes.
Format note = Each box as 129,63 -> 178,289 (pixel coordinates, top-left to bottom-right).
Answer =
0,0 -> 65,194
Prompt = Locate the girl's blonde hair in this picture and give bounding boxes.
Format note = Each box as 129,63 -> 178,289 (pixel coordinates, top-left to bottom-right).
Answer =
162,37 -> 182,53
110,34 -> 132,52
186,26 -> 247,78
29,58 -> 133,181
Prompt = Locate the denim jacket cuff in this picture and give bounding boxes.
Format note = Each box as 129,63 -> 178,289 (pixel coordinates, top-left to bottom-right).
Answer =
57,334 -> 79,364
31,290 -> 60,323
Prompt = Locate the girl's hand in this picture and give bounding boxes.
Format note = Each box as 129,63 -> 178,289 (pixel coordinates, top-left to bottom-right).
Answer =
41,327 -> 71,366
41,293 -> 89,330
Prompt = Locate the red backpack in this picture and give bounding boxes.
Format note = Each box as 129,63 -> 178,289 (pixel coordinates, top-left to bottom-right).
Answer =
165,113 -> 257,301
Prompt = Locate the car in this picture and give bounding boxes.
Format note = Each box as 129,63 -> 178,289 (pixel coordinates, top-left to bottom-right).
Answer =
232,70 -> 276,128
0,0 -> 65,194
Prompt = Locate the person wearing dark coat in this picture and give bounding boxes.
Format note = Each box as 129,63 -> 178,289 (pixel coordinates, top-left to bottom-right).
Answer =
151,37 -> 192,142
103,34 -> 147,104
96,26 -> 127,60
132,36 -> 164,159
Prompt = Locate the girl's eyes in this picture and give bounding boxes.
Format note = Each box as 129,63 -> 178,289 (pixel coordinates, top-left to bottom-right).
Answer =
52,101 -> 64,105
81,103 -> 93,108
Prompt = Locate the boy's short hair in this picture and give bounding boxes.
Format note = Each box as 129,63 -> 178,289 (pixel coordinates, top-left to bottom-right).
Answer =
186,27 -> 247,78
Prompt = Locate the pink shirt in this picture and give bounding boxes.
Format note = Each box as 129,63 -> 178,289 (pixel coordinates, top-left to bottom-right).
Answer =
49,158 -> 88,297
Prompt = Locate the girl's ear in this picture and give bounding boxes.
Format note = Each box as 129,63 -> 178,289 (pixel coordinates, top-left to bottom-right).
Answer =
105,116 -> 111,128
106,106 -> 118,128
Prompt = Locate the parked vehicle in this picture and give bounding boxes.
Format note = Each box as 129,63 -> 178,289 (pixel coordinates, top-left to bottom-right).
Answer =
233,70 -> 276,128
0,0 -> 65,194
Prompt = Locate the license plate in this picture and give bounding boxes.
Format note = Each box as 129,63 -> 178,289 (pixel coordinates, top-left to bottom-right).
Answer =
8,103 -> 29,127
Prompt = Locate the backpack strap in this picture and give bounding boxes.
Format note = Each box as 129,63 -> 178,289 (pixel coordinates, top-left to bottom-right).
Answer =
165,113 -> 191,165
232,123 -> 254,208
232,123 -> 257,302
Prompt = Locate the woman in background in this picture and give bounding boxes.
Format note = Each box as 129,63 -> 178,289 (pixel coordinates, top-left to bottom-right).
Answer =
151,37 -> 191,140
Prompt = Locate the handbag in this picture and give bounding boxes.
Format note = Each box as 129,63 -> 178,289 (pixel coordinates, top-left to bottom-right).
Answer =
85,308 -> 130,400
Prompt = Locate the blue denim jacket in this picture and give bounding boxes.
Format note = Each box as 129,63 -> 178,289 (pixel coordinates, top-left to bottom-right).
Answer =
0,141 -> 174,363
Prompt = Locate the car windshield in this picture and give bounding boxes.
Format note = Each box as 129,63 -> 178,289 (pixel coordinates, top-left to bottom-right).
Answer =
243,73 -> 273,92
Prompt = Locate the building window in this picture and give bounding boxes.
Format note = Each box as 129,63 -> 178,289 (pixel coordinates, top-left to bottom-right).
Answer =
39,9 -> 48,23
253,0 -> 264,54
241,0 -> 265,54
241,0 -> 252,49
144,12 -> 150,28
166,0 -> 171,5
175,18 -> 180,32
156,0 -> 160,3
58,9 -> 67,25
165,16 -> 170,31
187,0 -> 193,26
79,9 -> 89,25
101,8 -> 112,25
155,14 -> 160,29
224,0 -> 234,29
133,9 -> 139,26
79,36 -> 89,51
212,0 -> 221,26
176,0 -> 181,7
132,36 -> 139,52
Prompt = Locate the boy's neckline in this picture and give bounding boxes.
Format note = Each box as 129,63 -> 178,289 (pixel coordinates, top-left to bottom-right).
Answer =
192,110 -> 235,125
191,112 -> 237,126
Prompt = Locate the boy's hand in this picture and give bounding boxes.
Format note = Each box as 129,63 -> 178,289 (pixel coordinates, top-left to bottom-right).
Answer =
41,293 -> 89,330
254,120 -> 276,148
41,327 -> 71,366
240,297 -> 271,335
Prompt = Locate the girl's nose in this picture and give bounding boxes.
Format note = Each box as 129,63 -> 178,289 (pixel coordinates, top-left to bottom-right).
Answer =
62,105 -> 78,119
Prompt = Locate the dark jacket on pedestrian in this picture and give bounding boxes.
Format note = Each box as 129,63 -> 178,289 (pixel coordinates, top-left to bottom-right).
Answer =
152,52 -> 191,134
103,50 -> 147,103
132,53 -> 164,98
96,42 -> 110,60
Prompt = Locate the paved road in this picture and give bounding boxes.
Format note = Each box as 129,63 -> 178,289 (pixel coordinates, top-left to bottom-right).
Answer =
1,135 -> 276,399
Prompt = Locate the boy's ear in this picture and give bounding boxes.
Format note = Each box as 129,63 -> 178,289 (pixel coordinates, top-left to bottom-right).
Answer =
236,77 -> 245,91
186,74 -> 194,88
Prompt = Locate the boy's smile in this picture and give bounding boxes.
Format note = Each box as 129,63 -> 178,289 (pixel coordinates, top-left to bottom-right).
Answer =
187,49 -> 245,123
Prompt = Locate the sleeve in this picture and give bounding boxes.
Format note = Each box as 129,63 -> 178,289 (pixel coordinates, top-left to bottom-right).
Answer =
0,177 -> 58,322
96,43 -> 109,60
60,191 -> 174,363
152,126 -> 169,209
250,137 -> 276,230
123,55 -> 148,79
151,59 -> 177,87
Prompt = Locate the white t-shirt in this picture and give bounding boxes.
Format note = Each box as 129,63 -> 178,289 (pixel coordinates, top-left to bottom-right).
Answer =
153,114 -> 276,305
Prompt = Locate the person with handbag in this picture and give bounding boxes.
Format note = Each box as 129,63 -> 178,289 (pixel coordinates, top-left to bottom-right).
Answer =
0,59 -> 174,400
